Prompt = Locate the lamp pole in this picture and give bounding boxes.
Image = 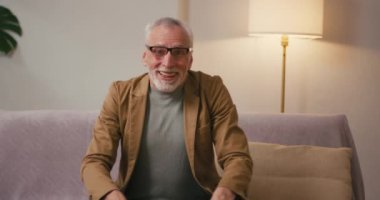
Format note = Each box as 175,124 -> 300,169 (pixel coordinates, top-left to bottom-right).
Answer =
281,35 -> 288,113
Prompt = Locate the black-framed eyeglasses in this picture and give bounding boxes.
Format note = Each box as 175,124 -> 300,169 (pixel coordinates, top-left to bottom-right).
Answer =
146,45 -> 193,58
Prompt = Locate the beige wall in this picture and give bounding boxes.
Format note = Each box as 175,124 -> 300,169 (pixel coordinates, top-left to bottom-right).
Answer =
0,0 -> 178,110
1,0 -> 379,199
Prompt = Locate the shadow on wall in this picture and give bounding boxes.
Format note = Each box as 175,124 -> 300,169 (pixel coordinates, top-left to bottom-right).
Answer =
323,0 -> 380,50
0,50 -> 60,110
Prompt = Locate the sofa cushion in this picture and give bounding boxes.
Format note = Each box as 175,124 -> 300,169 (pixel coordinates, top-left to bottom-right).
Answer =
248,142 -> 353,200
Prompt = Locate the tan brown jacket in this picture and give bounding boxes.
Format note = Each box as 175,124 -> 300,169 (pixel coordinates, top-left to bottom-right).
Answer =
80,71 -> 253,200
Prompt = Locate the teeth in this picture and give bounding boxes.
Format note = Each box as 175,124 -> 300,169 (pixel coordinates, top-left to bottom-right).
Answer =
160,71 -> 175,76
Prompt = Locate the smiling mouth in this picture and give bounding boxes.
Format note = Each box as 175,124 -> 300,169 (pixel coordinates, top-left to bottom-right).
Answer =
158,70 -> 178,80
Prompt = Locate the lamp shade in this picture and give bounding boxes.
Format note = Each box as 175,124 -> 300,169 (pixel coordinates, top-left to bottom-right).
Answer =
249,0 -> 324,38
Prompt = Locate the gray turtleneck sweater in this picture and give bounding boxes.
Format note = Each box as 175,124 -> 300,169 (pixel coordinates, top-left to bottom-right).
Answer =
125,86 -> 210,200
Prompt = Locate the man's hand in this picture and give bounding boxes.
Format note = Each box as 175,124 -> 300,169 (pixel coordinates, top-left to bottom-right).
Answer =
211,187 -> 236,200
104,190 -> 127,200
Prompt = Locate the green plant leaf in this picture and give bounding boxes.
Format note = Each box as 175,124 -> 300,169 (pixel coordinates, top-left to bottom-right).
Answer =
0,13 -> 19,23
0,23 -> 22,36
0,31 -> 16,54
0,5 -> 22,55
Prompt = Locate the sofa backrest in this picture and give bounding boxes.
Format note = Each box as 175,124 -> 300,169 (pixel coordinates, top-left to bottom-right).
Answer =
0,110 -> 96,200
0,111 -> 364,200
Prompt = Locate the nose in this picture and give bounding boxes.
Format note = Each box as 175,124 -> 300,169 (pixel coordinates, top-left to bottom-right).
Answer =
160,51 -> 175,67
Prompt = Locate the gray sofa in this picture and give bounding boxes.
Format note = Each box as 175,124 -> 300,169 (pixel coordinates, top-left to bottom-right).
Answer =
0,110 -> 364,200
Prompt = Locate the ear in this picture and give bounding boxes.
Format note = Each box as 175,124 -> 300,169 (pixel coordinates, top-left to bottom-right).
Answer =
187,55 -> 193,70
142,51 -> 148,66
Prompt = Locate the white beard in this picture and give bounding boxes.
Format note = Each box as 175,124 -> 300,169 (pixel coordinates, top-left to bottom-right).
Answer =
148,68 -> 188,93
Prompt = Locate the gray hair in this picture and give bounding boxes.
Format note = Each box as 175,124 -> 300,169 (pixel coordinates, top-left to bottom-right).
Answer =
145,17 -> 193,47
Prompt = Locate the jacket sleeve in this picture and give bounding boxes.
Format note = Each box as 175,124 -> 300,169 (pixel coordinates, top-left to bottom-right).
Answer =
80,82 -> 122,200
208,76 -> 253,200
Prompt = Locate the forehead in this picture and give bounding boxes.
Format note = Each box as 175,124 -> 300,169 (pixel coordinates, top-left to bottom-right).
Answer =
146,25 -> 190,47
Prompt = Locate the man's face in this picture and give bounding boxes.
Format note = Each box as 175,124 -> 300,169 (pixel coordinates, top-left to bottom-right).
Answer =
143,25 -> 193,93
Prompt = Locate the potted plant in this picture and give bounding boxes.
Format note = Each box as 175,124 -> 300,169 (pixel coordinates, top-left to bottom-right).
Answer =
0,5 -> 22,55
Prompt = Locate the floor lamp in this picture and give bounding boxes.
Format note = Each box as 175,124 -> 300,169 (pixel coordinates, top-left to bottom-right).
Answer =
248,0 -> 324,113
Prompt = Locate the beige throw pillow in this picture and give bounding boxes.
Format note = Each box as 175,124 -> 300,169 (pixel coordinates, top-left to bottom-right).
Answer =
248,142 -> 352,200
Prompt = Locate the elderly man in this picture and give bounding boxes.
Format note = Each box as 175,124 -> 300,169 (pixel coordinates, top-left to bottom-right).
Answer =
81,17 -> 253,200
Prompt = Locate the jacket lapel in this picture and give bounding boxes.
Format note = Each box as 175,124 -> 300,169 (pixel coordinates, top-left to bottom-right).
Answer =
128,75 -> 149,167
183,72 -> 200,173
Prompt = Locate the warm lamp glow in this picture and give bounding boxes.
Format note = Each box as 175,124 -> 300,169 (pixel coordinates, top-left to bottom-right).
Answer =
249,0 -> 324,39
248,0 -> 324,113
